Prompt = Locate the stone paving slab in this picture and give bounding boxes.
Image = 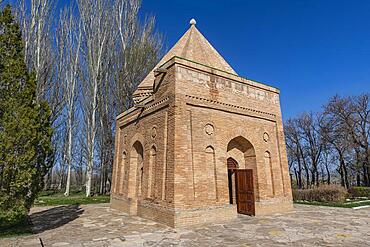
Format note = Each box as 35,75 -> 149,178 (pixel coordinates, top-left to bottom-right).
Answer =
1,203 -> 369,246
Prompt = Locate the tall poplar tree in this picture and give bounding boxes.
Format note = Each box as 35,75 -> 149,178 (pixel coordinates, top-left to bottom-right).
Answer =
0,5 -> 53,227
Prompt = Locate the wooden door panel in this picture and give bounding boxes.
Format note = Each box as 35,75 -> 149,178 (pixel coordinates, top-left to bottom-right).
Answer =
235,169 -> 255,215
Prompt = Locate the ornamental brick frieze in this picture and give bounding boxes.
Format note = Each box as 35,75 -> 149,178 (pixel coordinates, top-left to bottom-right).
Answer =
177,66 -> 279,105
185,94 -> 276,121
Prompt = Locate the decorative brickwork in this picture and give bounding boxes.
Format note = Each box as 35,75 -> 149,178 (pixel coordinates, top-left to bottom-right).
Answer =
177,67 -> 280,105
111,20 -> 293,228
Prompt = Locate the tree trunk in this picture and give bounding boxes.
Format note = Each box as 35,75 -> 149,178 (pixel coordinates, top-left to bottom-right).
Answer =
294,167 -> 298,188
338,163 -> 345,188
363,154 -> 370,186
65,163 -> 72,196
357,173 -> 361,186
86,146 -> 94,197
304,166 -> 310,189
315,169 -> 319,187
76,148 -> 84,189
99,160 -> 104,195
64,113 -> 73,196
297,155 -> 303,189
85,62 -> 99,197
86,119 -> 96,197
311,170 -> 316,187
339,155 -> 349,189
325,162 -> 331,184
44,167 -> 53,190
58,161 -> 65,190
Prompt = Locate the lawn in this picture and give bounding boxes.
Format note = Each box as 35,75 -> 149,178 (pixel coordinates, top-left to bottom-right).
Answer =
34,193 -> 110,206
294,200 -> 370,208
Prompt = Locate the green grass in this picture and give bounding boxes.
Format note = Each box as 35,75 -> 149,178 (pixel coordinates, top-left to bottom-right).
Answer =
34,194 -> 110,206
0,219 -> 33,238
294,200 -> 370,208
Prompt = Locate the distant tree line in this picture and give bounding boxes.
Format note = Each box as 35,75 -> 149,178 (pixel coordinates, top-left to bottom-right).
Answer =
285,94 -> 370,189
1,0 -> 162,197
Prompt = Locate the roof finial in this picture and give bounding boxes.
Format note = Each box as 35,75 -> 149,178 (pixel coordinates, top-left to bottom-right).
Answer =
189,18 -> 196,26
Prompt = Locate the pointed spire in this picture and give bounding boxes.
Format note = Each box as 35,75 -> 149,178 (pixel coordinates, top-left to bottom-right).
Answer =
134,20 -> 236,94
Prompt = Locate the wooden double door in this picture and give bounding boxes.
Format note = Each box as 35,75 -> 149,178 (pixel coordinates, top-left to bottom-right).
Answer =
235,169 -> 255,215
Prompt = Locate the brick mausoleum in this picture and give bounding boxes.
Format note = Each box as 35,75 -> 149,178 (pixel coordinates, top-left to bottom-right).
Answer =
110,19 -> 293,228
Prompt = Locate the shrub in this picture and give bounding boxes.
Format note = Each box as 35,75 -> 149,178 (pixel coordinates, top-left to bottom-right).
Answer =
0,196 -> 28,228
293,184 -> 348,203
348,187 -> 370,199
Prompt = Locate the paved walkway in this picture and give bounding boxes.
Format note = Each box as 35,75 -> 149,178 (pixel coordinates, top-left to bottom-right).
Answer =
1,203 -> 369,246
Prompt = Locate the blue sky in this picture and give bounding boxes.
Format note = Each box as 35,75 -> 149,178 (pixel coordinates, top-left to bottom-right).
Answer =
140,0 -> 370,120
52,0 -> 370,119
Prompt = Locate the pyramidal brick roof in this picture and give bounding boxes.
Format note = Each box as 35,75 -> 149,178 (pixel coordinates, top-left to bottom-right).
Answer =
134,19 -> 237,94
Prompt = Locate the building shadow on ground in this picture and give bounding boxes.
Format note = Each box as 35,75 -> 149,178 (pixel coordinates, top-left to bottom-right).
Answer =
30,204 -> 84,234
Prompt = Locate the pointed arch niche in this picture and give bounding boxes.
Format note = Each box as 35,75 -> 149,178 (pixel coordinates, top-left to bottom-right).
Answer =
128,140 -> 144,199
118,150 -> 127,194
147,145 -> 157,198
264,151 -> 275,197
205,146 -> 217,200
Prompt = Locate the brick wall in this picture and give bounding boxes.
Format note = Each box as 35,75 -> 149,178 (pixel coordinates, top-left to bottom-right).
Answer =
110,57 -> 292,227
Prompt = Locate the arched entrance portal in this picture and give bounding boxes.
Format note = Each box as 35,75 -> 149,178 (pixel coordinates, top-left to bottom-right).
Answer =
227,136 -> 256,215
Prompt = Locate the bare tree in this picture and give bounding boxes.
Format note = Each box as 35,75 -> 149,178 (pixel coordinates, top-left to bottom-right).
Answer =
91,0 -> 162,195
321,108 -> 351,188
56,5 -> 83,196
15,1 -> 65,190
320,147 -> 334,185
353,94 -> 370,186
325,94 -> 370,186
287,94 -> 370,189
285,119 -> 304,189
9,0 -> 162,195
297,113 -> 324,187
78,0 -> 113,197
97,57 -> 115,194
17,0 -> 55,98
112,0 -> 162,113
286,113 -> 325,188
